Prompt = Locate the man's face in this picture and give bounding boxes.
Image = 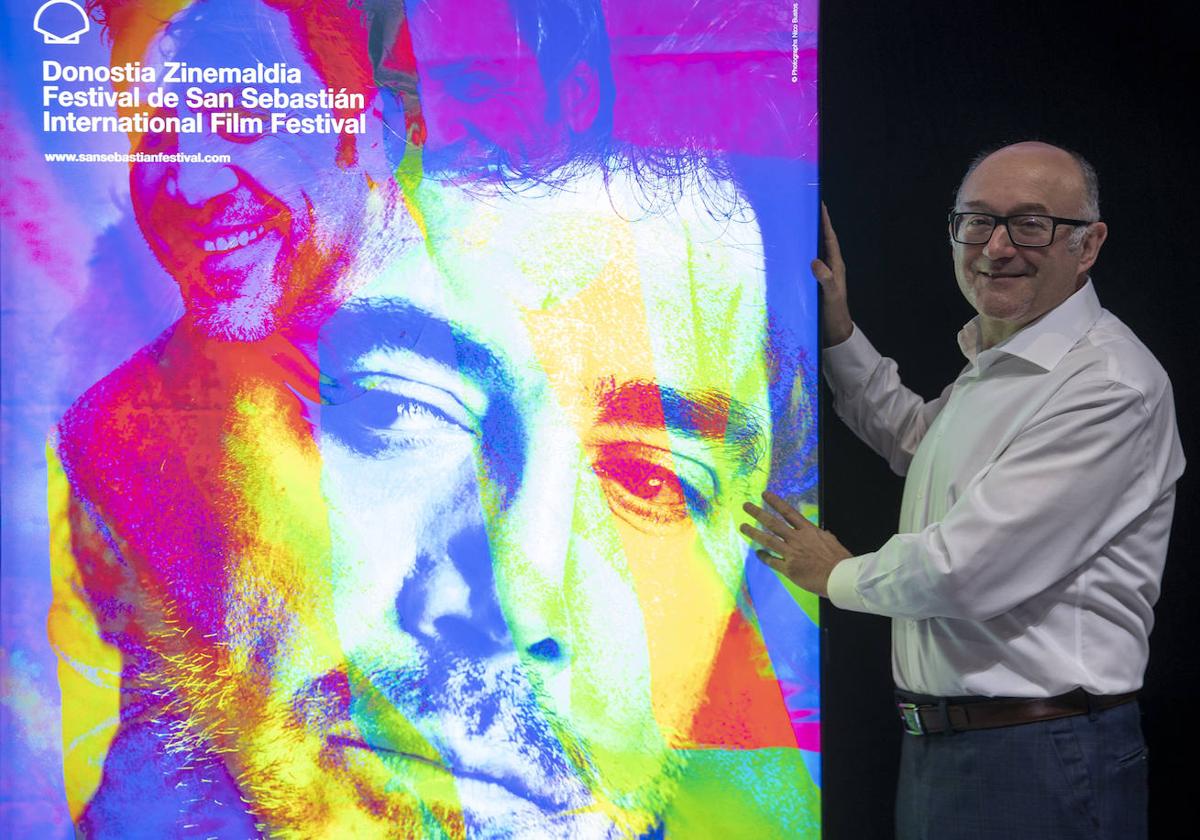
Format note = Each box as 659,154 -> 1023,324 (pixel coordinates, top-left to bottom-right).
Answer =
406,0 -> 567,169
130,0 -> 382,339
951,142 -> 1105,335
201,176 -> 773,837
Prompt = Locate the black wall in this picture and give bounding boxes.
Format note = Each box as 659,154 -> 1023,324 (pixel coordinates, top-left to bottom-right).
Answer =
818,2 -> 1198,837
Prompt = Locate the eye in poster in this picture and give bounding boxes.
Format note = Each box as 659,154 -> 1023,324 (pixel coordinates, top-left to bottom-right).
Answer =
1,1 -> 820,836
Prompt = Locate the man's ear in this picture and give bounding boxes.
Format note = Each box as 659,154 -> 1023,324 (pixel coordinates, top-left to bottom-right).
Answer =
559,61 -> 600,134
1077,220 -> 1108,275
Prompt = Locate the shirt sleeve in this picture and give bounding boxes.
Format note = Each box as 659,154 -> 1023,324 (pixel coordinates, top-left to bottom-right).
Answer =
828,375 -> 1168,621
822,325 -> 951,476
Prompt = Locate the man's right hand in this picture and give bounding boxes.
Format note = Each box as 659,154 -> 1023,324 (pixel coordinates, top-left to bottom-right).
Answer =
811,203 -> 854,347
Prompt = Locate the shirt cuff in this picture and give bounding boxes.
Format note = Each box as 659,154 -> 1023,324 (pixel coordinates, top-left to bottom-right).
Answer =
826,555 -> 878,614
821,324 -> 884,394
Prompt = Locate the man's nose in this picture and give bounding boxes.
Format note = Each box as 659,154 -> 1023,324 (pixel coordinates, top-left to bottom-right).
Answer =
167,130 -> 240,206
483,428 -> 588,666
982,222 -> 1018,259
393,430 -> 578,667
396,515 -> 515,660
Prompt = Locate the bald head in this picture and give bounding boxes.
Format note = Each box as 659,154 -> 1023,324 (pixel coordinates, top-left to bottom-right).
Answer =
957,141 -> 1100,225
950,140 -> 1109,347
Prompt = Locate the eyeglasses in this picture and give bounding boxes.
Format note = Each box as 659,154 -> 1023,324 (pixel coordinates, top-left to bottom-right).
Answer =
948,211 -> 1094,247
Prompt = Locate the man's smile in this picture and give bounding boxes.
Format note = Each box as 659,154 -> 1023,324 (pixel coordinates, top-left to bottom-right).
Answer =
186,201 -> 291,260
974,264 -> 1031,280
202,223 -> 267,253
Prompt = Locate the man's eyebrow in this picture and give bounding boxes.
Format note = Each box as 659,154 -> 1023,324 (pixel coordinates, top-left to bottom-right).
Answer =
961,200 -> 1052,214
317,298 -> 509,393
594,379 -> 767,474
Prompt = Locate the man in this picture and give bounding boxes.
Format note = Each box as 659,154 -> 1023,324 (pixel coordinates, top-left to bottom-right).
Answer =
53,2 -> 821,836
743,141 -> 1184,839
196,166 -> 817,838
56,169 -> 819,839
51,0 -> 406,830
383,0 -> 613,176
114,0 -> 399,340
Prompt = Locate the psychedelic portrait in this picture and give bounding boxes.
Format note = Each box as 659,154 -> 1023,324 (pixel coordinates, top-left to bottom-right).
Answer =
0,0 -> 820,837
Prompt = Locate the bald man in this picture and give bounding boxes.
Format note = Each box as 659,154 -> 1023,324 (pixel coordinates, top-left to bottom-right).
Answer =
742,141 -> 1184,839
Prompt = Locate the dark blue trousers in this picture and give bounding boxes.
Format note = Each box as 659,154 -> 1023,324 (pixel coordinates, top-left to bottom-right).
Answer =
895,701 -> 1148,840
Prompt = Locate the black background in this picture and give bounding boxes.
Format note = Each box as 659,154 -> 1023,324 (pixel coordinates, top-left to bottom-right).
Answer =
817,1 -> 1197,837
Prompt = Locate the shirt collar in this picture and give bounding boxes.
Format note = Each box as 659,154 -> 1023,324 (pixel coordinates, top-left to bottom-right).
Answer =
957,279 -> 1103,372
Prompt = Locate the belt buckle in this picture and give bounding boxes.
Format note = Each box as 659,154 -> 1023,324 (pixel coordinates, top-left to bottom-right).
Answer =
898,702 -> 925,735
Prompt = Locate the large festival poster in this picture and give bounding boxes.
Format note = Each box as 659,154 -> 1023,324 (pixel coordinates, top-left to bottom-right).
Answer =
0,1 -> 820,836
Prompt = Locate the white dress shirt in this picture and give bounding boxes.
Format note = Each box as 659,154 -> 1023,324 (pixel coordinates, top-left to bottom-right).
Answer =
824,281 -> 1185,697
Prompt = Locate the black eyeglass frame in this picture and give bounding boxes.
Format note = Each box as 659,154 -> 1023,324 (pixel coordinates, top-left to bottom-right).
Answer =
947,211 -> 1096,248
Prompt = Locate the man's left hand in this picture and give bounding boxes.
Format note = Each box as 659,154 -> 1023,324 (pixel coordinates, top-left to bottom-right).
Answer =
741,492 -> 851,597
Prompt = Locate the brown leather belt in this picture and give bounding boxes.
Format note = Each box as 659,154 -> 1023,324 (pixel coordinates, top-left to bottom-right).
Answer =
895,688 -> 1139,735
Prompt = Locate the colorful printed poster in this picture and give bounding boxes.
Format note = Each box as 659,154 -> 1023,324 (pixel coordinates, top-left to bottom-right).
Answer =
1,1 -> 820,836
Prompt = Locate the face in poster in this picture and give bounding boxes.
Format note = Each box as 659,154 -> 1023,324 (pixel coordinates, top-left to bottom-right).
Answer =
1,0 -> 820,836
